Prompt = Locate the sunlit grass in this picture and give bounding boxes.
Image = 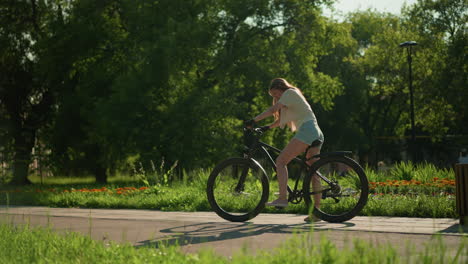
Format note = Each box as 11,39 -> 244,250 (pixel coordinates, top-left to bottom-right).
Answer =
0,162 -> 460,218
28,174 -> 140,185
365,161 -> 455,183
0,223 -> 198,264
1,180 -> 457,218
0,223 -> 466,264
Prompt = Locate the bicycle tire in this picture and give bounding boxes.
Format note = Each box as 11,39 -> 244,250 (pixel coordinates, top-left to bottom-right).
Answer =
206,157 -> 270,222
303,155 -> 368,223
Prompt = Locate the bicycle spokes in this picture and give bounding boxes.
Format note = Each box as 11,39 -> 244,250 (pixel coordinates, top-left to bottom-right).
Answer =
307,158 -> 367,219
212,162 -> 265,216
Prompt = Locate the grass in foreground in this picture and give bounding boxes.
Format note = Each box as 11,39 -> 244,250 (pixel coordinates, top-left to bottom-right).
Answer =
0,223 -> 466,264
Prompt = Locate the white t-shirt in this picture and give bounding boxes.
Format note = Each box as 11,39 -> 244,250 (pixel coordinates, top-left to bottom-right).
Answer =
278,88 -> 317,132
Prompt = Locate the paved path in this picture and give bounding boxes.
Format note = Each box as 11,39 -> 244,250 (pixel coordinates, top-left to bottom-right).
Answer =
1,206 -> 466,257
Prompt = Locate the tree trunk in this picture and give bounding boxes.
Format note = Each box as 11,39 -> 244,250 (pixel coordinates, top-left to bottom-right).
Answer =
89,145 -> 108,183
94,165 -> 107,184
9,131 -> 35,185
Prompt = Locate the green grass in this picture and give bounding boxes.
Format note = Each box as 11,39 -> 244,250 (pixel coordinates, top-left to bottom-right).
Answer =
0,162 -> 463,263
0,223 -> 466,264
366,161 -> 455,183
0,182 -> 457,218
0,183 -> 211,212
28,174 -> 141,185
0,162 -> 459,218
363,194 -> 456,218
0,223 -> 203,264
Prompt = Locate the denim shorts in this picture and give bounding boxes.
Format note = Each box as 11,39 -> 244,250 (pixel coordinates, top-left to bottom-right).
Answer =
293,120 -> 324,146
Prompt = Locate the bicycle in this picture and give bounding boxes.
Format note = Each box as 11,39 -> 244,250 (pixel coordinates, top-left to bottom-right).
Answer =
206,126 -> 369,223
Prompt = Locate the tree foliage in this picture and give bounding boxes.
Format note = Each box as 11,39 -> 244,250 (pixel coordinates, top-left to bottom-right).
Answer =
0,0 -> 466,184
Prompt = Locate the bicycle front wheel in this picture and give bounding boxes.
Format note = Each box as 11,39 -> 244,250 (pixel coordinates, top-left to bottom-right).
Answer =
206,157 -> 269,222
303,155 -> 369,223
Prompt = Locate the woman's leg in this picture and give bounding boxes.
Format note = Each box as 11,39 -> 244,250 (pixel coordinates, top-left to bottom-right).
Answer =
306,146 -> 321,208
269,138 -> 309,204
304,145 -> 322,222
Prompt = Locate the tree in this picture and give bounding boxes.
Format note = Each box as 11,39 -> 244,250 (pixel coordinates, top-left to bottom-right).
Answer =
0,0 -> 68,184
2,0 -> 357,183
86,0 -> 346,172
45,0 -> 131,183
402,0 -> 467,136
337,1 -> 466,164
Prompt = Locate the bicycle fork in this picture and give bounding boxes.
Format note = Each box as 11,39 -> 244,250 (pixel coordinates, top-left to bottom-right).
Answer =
234,165 -> 249,192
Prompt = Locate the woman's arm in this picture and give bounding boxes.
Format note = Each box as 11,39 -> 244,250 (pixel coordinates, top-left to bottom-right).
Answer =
253,103 -> 285,123
266,119 -> 280,129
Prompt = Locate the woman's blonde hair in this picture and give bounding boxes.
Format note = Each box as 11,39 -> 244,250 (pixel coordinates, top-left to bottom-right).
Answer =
269,78 -> 302,121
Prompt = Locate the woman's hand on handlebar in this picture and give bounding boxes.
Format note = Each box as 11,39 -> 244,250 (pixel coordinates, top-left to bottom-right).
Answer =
244,119 -> 256,128
244,119 -> 270,133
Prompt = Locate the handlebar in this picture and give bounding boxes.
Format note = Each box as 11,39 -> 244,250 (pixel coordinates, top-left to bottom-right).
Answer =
243,126 -> 264,149
243,126 -> 265,135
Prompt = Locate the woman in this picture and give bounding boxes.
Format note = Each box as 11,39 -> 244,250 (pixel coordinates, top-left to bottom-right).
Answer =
246,78 -> 324,222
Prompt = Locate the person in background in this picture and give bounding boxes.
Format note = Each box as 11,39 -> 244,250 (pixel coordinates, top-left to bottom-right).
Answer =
458,148 -> 468,164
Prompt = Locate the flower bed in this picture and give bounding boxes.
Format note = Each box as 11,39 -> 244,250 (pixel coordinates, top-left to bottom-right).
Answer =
369,177 -> 455,195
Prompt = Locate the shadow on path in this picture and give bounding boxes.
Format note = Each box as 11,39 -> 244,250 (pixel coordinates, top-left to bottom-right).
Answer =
136,221 -> 355,248
438,224 -> 468,234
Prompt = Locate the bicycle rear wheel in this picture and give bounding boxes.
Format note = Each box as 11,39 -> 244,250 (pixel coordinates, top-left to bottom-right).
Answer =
206,157 -> 269,222
303,155 -> 368,223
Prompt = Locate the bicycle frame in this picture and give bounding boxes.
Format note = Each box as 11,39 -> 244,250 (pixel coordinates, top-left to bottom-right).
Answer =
243,129 -> 336,200
207,128 -> 368,223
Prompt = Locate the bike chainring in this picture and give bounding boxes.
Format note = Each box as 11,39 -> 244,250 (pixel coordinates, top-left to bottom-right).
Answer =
289,190 -> 303,204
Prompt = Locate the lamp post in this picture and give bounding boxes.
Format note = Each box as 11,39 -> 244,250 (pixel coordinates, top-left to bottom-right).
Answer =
399,41 -> 418,161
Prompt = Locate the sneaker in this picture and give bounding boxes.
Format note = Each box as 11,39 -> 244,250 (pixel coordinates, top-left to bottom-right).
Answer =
265,199 -> 288,208
304,215 -> 322,223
